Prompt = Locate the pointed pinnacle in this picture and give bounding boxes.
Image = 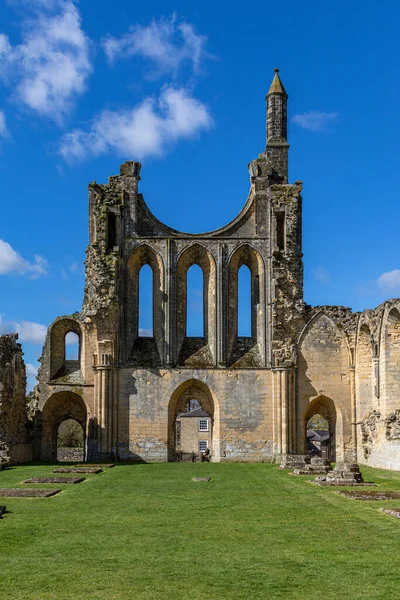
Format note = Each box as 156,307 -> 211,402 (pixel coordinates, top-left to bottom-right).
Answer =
268,68 -> 287,95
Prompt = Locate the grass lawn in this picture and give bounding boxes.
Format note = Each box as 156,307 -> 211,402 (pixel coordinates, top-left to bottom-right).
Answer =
0,462 -> 400,600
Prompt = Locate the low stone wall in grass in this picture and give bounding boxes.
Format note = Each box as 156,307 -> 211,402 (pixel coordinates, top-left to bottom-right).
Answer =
57,448 -> 84,462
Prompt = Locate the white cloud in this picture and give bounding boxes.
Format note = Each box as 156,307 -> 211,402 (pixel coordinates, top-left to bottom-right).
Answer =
0,315 -> 47,344
0,33 -> 12,57
0,0 -> 91,122
12,320 -> 48,344
102,15 -> 207,76
0,315 -> 7,335
26,360 -> 39,392
291,111 -> 339,132
0,111 -> 8,137
377,269 -> 400,294
0,239 -> 47,277
59,86 -> 212,163
65,331 -> 79,346
139,328 -> 153,336
26,363 -> 38,378
314,266 -> 331,283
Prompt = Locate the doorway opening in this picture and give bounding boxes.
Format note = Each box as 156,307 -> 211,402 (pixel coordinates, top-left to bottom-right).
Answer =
57,418 -> 85,462
306,414 -> 330,459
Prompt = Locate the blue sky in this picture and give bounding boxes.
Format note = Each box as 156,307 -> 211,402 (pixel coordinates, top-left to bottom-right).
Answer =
0,0 -> 399,390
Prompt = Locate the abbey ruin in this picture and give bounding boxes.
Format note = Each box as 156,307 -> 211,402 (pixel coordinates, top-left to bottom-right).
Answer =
2,69 -> 400,470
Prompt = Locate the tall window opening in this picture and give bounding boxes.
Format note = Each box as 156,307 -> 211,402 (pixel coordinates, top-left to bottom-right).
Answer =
186,264 -> 204,337
238,265 -> 251,336
139,264 -> 153,336
65,332 -> 79,361
276,212 -> 285,251
106,211 -> 117,251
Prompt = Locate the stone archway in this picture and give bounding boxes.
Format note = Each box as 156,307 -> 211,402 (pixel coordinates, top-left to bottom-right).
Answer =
41,391 -> 87,461
306,413 -> 330,459
168,379 -> 220,462
304,396 -> 340,462
57,419 -> 85,462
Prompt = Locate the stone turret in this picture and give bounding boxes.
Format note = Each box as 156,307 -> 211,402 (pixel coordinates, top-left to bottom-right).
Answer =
265,68 -> 289,182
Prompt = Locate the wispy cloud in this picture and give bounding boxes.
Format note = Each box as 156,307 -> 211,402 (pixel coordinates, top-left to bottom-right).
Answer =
60,261 -> 81,280
291,111 -> 339,132
0,111 -> 8,137
59,86 -> 212,163
102,15 -> 207,77
26,361 -> 39,392
12,320 -> 48,344
139,328 -> 153,337
0,239 -> 47,277
356,268 -> 400,297
377,269 -> 400,294
26,362 -> 38,378
0,315 -> 47,344
0,0 -> 91,123
314,266 -> 331,283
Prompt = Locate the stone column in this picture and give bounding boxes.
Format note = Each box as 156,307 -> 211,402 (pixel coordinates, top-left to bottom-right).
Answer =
217,243 -> 227,366
96,352 -> 116,458
112,367 -> 119,459
98,366 -> 109,454
349,365 -> 357,462
165,239 -> 172,366
281,369 -> 288,455
166,240 -> 177,366
373,357 -> 380,401
273,367 -> 296,460
277,370 -> 282,455
288,368 -> 296,454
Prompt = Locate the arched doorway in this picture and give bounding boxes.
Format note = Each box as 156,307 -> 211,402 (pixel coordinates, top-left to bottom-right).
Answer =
168,380 -> 220,462
306,414 -> 330,459
41,392 -> 87,461
304,396 -> 338,461
57,419 -> 85,462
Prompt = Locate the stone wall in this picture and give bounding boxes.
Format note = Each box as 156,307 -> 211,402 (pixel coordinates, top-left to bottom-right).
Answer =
297,311 -> 353,462
31,71 -> 400,471
57,447 -> 85,462
117,368 -> 274,462
0,334 -> 32,464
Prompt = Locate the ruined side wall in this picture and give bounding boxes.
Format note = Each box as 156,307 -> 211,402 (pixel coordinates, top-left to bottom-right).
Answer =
358,301 -> 400,470
37,315 -> 96,461
0,334 -> 32,464
297,312 -> 353,461
117,368 -> 274,462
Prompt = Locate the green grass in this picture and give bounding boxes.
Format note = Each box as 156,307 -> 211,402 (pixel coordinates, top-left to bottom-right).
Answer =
0,463 -> 400,600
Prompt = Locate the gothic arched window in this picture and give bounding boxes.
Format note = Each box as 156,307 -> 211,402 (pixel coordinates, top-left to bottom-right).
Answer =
186,264 -> 204,337
238,264 -> 251,336
138,264 -> 153,337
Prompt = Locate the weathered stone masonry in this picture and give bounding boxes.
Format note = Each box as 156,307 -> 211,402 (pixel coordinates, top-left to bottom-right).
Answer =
29,69 -> 400,469
0,334 -> 32,464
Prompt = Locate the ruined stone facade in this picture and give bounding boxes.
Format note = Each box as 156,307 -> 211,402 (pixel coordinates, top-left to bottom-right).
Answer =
0,334 -> 32,464
33,69 -> 400,469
